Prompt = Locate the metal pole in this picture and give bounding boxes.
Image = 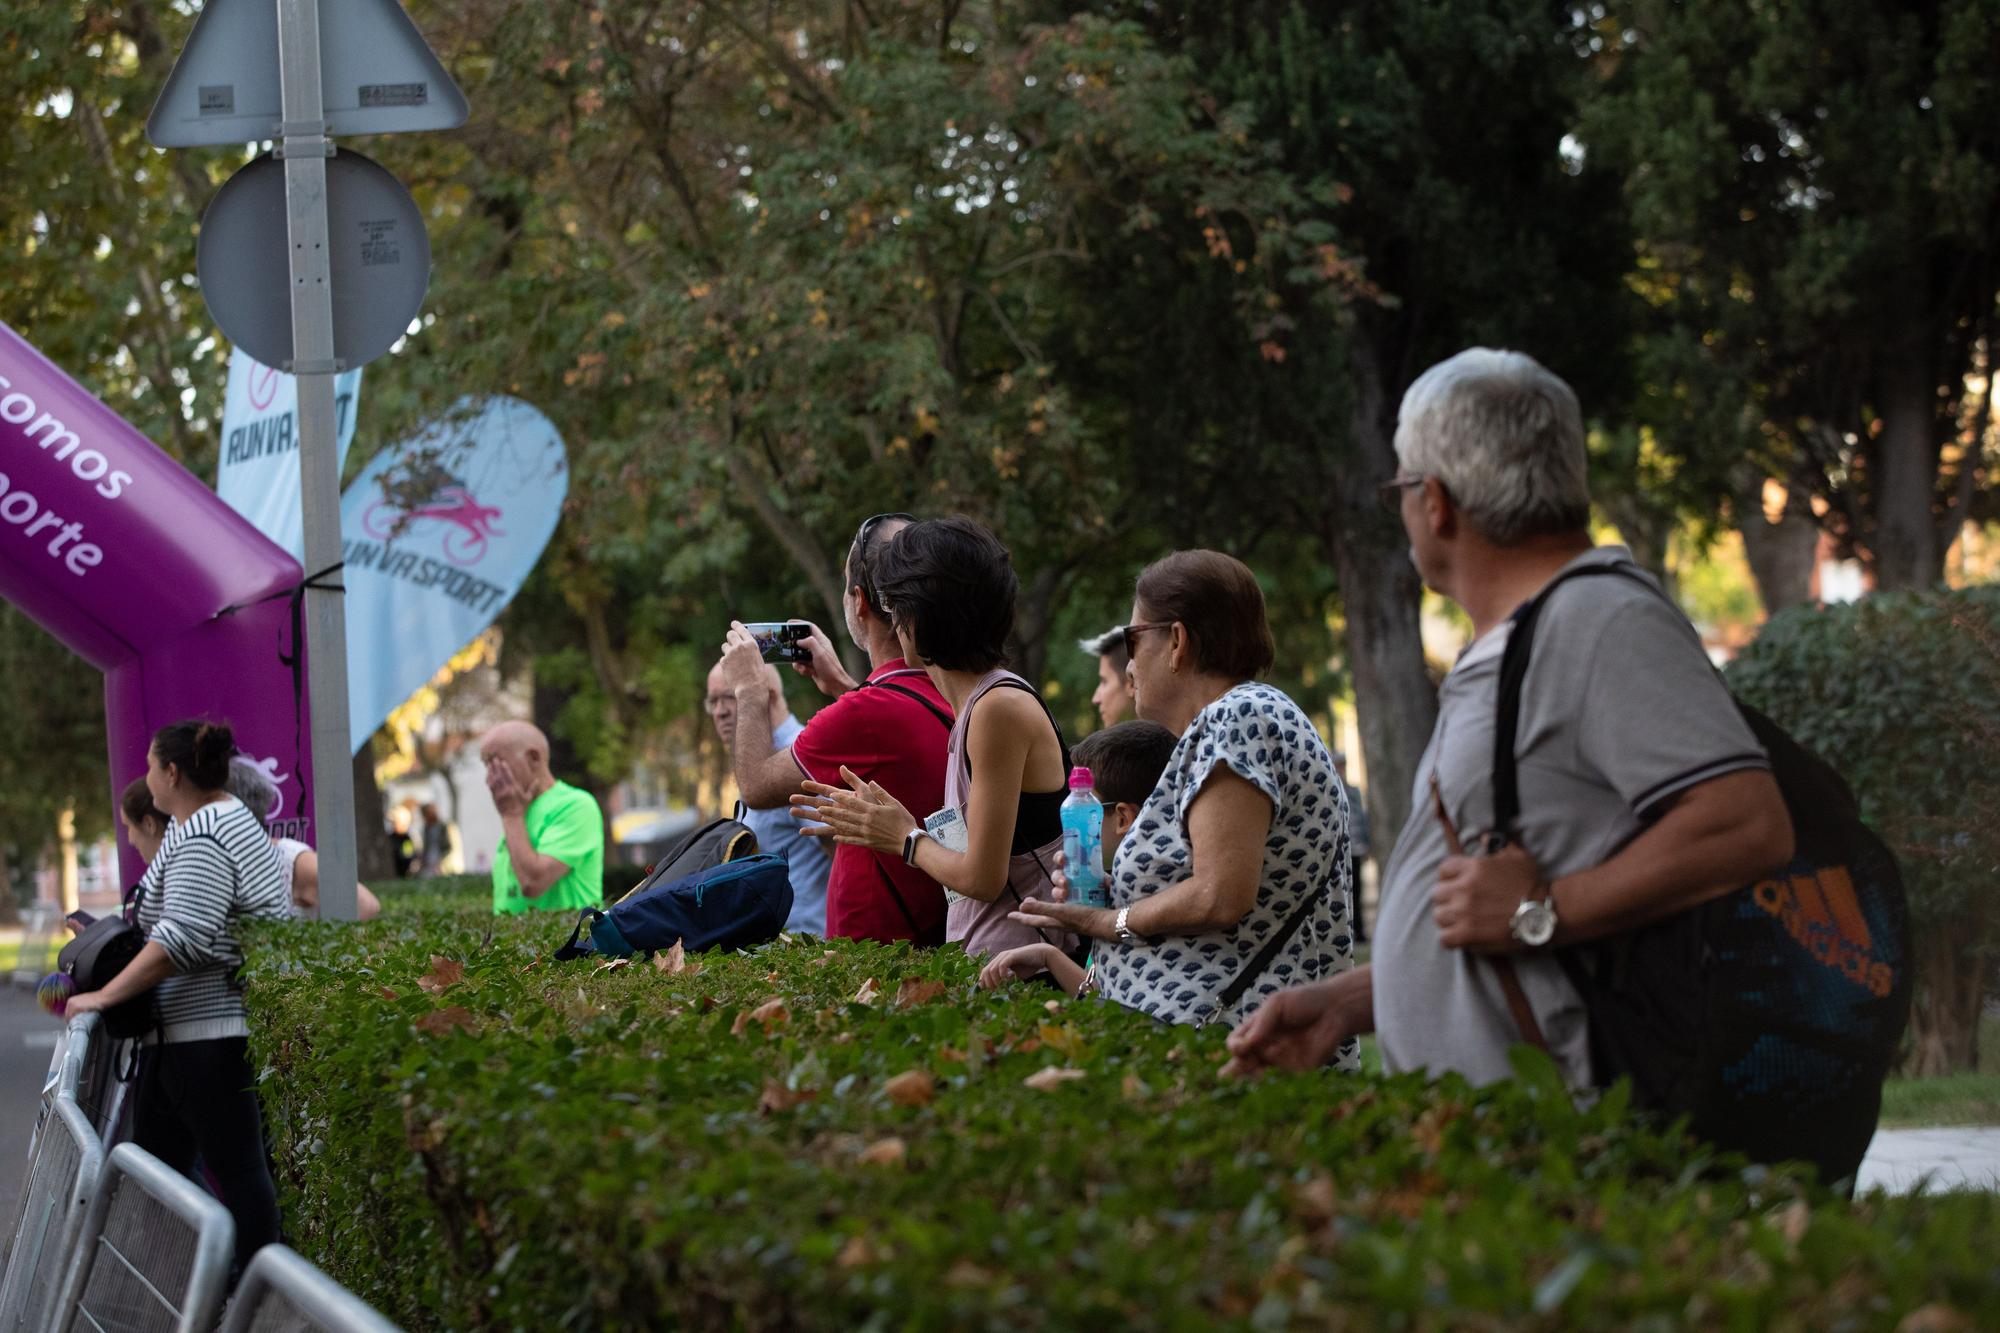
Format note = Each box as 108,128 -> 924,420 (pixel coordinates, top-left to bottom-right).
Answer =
276,0 -> 358,920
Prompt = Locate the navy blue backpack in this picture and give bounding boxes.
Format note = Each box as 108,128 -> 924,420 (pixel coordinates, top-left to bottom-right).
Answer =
554,854 -> 793,961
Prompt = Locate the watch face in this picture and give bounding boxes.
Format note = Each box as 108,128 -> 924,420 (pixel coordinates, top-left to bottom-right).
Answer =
1514,900 -> 1557,948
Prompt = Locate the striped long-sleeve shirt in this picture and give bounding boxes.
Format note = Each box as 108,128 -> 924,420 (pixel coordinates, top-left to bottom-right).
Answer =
137,795 -> 291,1043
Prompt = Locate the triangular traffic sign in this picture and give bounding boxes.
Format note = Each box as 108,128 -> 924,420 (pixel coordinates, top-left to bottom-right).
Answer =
147,0 -> 469,148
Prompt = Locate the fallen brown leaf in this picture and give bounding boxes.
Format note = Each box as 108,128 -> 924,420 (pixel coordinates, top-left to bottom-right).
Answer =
945,1259 -> 995,1286
414,1006 -> 476,1037
853,977 -> 882,1005
592,957 -> 630,976
882,1070 -> 936,1107
377,986 -> 399,1001
1293,1175 -> 1336,1226
936,1044 -> 968,1063
651,940 -> 687,974
894,978 -> 948,1008
758,1080 -> 817,1114
835,1235 -> 878,1269
732,997 -> 791,1037
1022,1066 -> 1086,1092
416,955 -> 464,995
1121,1073 -> 1150,1101
1043,999 -> 1063,1013
856,1136 -> 906,1166
1898,1306 -> 1973,1333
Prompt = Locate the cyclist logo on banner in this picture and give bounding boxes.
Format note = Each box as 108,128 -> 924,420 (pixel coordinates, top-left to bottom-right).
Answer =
361,482 -> 504,567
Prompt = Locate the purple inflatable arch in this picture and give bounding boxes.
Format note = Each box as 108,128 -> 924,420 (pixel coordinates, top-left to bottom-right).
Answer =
0,320 -> 313,884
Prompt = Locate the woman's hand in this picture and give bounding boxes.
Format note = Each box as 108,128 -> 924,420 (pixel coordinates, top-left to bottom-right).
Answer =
1009,898 -> 1116,941
62,990 -> 110,1018
789,766 -> 917,856
979,943 -> 1057,990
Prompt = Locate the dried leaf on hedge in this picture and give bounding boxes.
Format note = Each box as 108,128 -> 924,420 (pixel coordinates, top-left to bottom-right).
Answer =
652,940 -> 688,974
856,1136 -> 906,1165
377,987 -> 399,1001
883,1070 -> 936,1107
417,955 -> 464,995
835,1236 -> 879,1269
1897,1306 -> 1974,1333
1022,1066 -> 1086,1091
759,1080 -> 817,1114
1121,1073 -> 1150,1101
894,978 -> 947,1008
1293,1175 -> 1336,1226
593,958 -> 630,975
945,1259 -> 996,1286
415,1006 -> 477,1037
732,997 -> 791,1036
853,977 -> 882,1005
1038,1022 -> 1086,1061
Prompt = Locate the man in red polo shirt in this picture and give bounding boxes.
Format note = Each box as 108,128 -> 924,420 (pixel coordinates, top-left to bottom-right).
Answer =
717,513 -> 952,944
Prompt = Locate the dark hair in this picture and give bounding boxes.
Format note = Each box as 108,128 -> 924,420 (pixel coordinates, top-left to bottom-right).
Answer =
871,516 -> 1017,672
151,718 -> 236,791
1073,721 -> 1178,808
1133,550 -> 1276,679
119,777 -> 165,832
846,512 -> 915,616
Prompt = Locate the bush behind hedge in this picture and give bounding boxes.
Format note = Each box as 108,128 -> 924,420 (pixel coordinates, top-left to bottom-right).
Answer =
245,891 -> 2000,1330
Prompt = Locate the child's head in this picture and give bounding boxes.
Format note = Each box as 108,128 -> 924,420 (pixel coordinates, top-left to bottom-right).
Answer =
1073,720 -> 1178,848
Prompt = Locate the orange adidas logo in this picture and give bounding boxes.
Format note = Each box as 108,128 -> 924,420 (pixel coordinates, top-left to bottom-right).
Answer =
1751,867 -> 1895,999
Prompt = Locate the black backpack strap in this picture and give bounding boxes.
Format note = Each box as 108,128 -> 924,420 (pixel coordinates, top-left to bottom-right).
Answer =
554,908 -> 603,961
862,678 -> 953,732
1196,880 -> 1330,1029
1491,562 -> 1662,840
871,857 -> 930,941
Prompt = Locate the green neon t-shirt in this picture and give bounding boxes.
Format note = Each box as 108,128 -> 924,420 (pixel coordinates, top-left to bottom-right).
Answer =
492,781 -> 605,915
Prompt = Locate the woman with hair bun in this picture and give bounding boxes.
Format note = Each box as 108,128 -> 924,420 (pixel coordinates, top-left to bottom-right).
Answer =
65,718 -> 292,1274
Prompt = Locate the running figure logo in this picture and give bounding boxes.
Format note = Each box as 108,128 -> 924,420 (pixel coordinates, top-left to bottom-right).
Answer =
361,484 -> 504,566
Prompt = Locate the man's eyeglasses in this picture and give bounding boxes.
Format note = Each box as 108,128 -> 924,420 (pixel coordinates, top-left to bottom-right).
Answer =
1377,475 -> 1426,513
1119,622 -> 1172,658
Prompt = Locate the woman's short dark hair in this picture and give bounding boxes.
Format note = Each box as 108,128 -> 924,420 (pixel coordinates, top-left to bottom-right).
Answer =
120,777 -> 165,832
871,516 -> 1016,673
1133,550 -> 1276,679
1073,721 -> 1178,808
151,718 -> 236,792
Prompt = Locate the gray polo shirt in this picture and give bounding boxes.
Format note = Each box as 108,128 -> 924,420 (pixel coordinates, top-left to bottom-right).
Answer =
1372,547 -> 1769,1088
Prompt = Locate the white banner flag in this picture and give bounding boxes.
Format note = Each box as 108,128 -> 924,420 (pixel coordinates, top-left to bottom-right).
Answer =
216,346 -> 364,561
340,396 -> 568,751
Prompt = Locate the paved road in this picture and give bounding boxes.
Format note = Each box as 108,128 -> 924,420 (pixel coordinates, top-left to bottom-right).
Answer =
0,986 -> 63,1226
1857,1127 -> 2000,1195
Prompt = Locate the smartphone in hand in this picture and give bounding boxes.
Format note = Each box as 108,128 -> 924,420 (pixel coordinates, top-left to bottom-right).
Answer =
743,622 -> 813,664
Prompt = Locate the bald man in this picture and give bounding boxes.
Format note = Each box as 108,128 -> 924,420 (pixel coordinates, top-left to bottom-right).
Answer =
705,659 -> 831,935
480,720 -> 605,915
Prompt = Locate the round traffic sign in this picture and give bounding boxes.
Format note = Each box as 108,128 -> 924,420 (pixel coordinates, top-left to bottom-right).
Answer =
197,149 -> 430,370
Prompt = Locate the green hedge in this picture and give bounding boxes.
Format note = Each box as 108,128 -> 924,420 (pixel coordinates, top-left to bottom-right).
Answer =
1728,589 -> 2000,1074
244,892 -> 2000,1330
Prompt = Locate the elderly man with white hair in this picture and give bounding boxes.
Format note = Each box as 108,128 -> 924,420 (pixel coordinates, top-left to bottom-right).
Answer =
480,719 -> 605,915
1228,348 -> 1793,1088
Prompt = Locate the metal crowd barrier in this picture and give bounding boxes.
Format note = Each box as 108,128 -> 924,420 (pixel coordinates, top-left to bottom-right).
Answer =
218,1246 -> 402,1333
0,1098 -> 104,1333
52,1143 -> 234,1333
4,1020 -> 402,1333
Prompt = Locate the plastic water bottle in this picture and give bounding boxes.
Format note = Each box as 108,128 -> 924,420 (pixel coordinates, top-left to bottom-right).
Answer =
1060,767 -> 1107,909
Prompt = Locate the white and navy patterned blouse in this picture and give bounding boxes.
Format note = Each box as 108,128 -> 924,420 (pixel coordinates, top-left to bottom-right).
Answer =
1094,681 -> 1357,1055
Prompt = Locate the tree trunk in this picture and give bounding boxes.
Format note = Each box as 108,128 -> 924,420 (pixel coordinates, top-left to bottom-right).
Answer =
1326,341 -> 1439,861
1903,929 -> 1987,1076
1871,357 -> 1944,591
351,747 -> 393,883
1737,484 -> 1819,617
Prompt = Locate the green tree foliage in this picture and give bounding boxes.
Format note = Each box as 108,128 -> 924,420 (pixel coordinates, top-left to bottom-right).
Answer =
1583,0 -> 2000,592
1729,588 -> 2000,1074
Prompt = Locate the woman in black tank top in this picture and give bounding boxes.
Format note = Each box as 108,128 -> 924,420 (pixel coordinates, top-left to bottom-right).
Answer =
791,517 -> 1076,958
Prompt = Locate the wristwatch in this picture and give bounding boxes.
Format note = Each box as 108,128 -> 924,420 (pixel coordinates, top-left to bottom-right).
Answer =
1509,883 -> 1558,948
1114,905 -> 1138,944
900,828 -> 926,867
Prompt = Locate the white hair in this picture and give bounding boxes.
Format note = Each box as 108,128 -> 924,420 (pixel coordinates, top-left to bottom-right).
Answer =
225,754 -> 280,827
1393,348 -> 1591,545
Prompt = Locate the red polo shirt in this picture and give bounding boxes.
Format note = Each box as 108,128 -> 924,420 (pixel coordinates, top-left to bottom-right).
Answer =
790,661 -> 952,945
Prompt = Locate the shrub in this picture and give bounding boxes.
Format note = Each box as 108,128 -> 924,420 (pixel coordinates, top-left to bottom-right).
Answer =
244,899 -> 2000,1330
1728,588 -> 2000,1074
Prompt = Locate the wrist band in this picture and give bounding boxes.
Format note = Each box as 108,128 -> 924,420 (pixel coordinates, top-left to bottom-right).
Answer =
901,828 -> 925,866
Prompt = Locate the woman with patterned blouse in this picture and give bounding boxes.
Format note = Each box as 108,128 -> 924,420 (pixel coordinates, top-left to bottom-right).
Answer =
1010,551 -> 1357,1052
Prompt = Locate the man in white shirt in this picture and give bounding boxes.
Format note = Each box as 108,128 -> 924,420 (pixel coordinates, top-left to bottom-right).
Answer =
704,659 -> 831,935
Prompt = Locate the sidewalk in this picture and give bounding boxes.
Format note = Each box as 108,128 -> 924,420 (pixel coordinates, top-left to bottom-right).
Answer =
1857,1127 -> 2000,1195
